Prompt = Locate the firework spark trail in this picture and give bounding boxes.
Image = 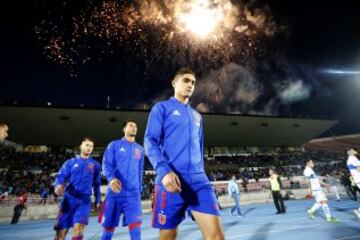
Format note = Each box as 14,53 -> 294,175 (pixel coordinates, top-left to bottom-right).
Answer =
36,0 -> 280,72
34,0 -> 308,115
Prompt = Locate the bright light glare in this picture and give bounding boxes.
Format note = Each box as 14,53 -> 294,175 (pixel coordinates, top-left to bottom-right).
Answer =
177,0 -> 225,38
321,69 -> 360,75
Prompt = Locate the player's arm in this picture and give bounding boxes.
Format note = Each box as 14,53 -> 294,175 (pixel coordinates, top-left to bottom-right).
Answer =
144,104 -> 172,180
144,104 -> 181,192
93,162 -> 101,208
199,118 -> 204,165
53,160 -> 70,196
102,143 -> 121,193
227,182 -> 233,196
304,174 -> 312,194
277,175 -> 283,189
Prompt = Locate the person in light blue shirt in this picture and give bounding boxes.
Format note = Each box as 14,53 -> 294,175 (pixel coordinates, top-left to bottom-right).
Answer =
228,175 -> 243,217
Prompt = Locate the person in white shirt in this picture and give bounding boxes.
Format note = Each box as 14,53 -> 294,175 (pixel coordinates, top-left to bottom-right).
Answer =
346,148 -> 360,218
326,173 -> 340,201
303,159 -> 339,223
227,175 -> 243,217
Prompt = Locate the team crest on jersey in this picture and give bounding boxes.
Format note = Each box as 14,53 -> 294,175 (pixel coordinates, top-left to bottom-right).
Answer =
88,162 -> 94,172
134,148 -> 142,160
158,213 -> 167,225
193,111 -> 201,127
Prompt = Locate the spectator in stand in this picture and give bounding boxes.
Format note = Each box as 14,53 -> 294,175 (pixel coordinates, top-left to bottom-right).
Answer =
39,187 -> 49,205
11,192 -> 27,224
227,175 -> 243,217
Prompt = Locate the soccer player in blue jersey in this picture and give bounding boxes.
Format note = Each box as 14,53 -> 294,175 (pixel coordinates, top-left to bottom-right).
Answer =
99,120 -> 144,240
144,68 -> 225,240
53,137 -> 101,240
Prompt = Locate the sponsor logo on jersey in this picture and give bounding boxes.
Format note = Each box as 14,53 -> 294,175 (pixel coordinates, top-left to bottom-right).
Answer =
134,148 -> 142,160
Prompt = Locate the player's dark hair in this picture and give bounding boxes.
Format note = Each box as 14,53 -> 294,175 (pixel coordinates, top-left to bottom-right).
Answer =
122,119 -> 136,129
173,67 -> 195,81
81,137 -> 95,144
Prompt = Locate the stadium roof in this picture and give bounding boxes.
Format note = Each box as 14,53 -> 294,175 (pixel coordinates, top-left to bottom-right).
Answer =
0,106 -> 338,147
305,134 -> 360,154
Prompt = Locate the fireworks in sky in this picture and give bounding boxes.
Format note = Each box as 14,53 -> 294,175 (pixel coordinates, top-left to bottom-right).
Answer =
33,0 -> 299,114
35,0 -> 281,76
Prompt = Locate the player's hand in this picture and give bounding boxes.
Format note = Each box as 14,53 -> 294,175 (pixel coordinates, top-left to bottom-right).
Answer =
55,185 -> 65,197
110,178 -> 122,193
162,172 -> 181,193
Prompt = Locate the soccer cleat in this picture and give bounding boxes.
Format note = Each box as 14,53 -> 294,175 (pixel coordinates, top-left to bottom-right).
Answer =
326,216 -> 340,223
307,209 -> 316,220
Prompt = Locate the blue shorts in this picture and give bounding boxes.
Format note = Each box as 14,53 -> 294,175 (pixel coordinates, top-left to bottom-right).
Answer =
54,194 -> 91,230
151,181 -> 220,229
98,196 -> 142,227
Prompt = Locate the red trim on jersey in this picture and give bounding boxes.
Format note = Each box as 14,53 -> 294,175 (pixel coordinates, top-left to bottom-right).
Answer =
161,191 -> 167,209
151,186 -> 159,227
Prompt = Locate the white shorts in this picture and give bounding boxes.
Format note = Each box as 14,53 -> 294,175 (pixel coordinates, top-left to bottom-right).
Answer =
313,190 -> 327,202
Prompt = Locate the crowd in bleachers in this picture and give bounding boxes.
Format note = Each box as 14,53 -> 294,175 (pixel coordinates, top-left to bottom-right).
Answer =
0,144 -> 156,201
0,143 -> 353,203
206,151 -> 348,183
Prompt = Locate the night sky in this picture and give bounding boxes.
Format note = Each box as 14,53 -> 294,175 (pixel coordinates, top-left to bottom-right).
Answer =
1,0 -> 360,135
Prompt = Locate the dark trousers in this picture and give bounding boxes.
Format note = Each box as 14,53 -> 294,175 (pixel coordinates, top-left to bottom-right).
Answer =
11,205 -> 25,224
272,191 -> 285,213
351,186 -> 360,201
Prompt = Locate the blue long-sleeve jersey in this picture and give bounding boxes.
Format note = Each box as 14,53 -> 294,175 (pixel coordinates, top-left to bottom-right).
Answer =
102,138 -> 144,198
54,157 -> 101,204
144,97 -> 207,185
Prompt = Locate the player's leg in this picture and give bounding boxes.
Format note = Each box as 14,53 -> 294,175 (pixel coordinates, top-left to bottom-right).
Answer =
188,183 -> 224,240
353,184 -> 360,218
319,200 -> 331,218
233,193 -> 242,216
99,197 -> 122,240
319,196 -> 339,223
272,191 -> 281,213
122,196 -> 143,240
71,198 -> 92,239
72,223 -> 85,239
191,211 -> 224,240
54,196 -> 74,240
128,222 -> 141,240
332,186 -> 340,200
54,229 -> 69,240
151,185 -> 186,240
159,229 -> 178,240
